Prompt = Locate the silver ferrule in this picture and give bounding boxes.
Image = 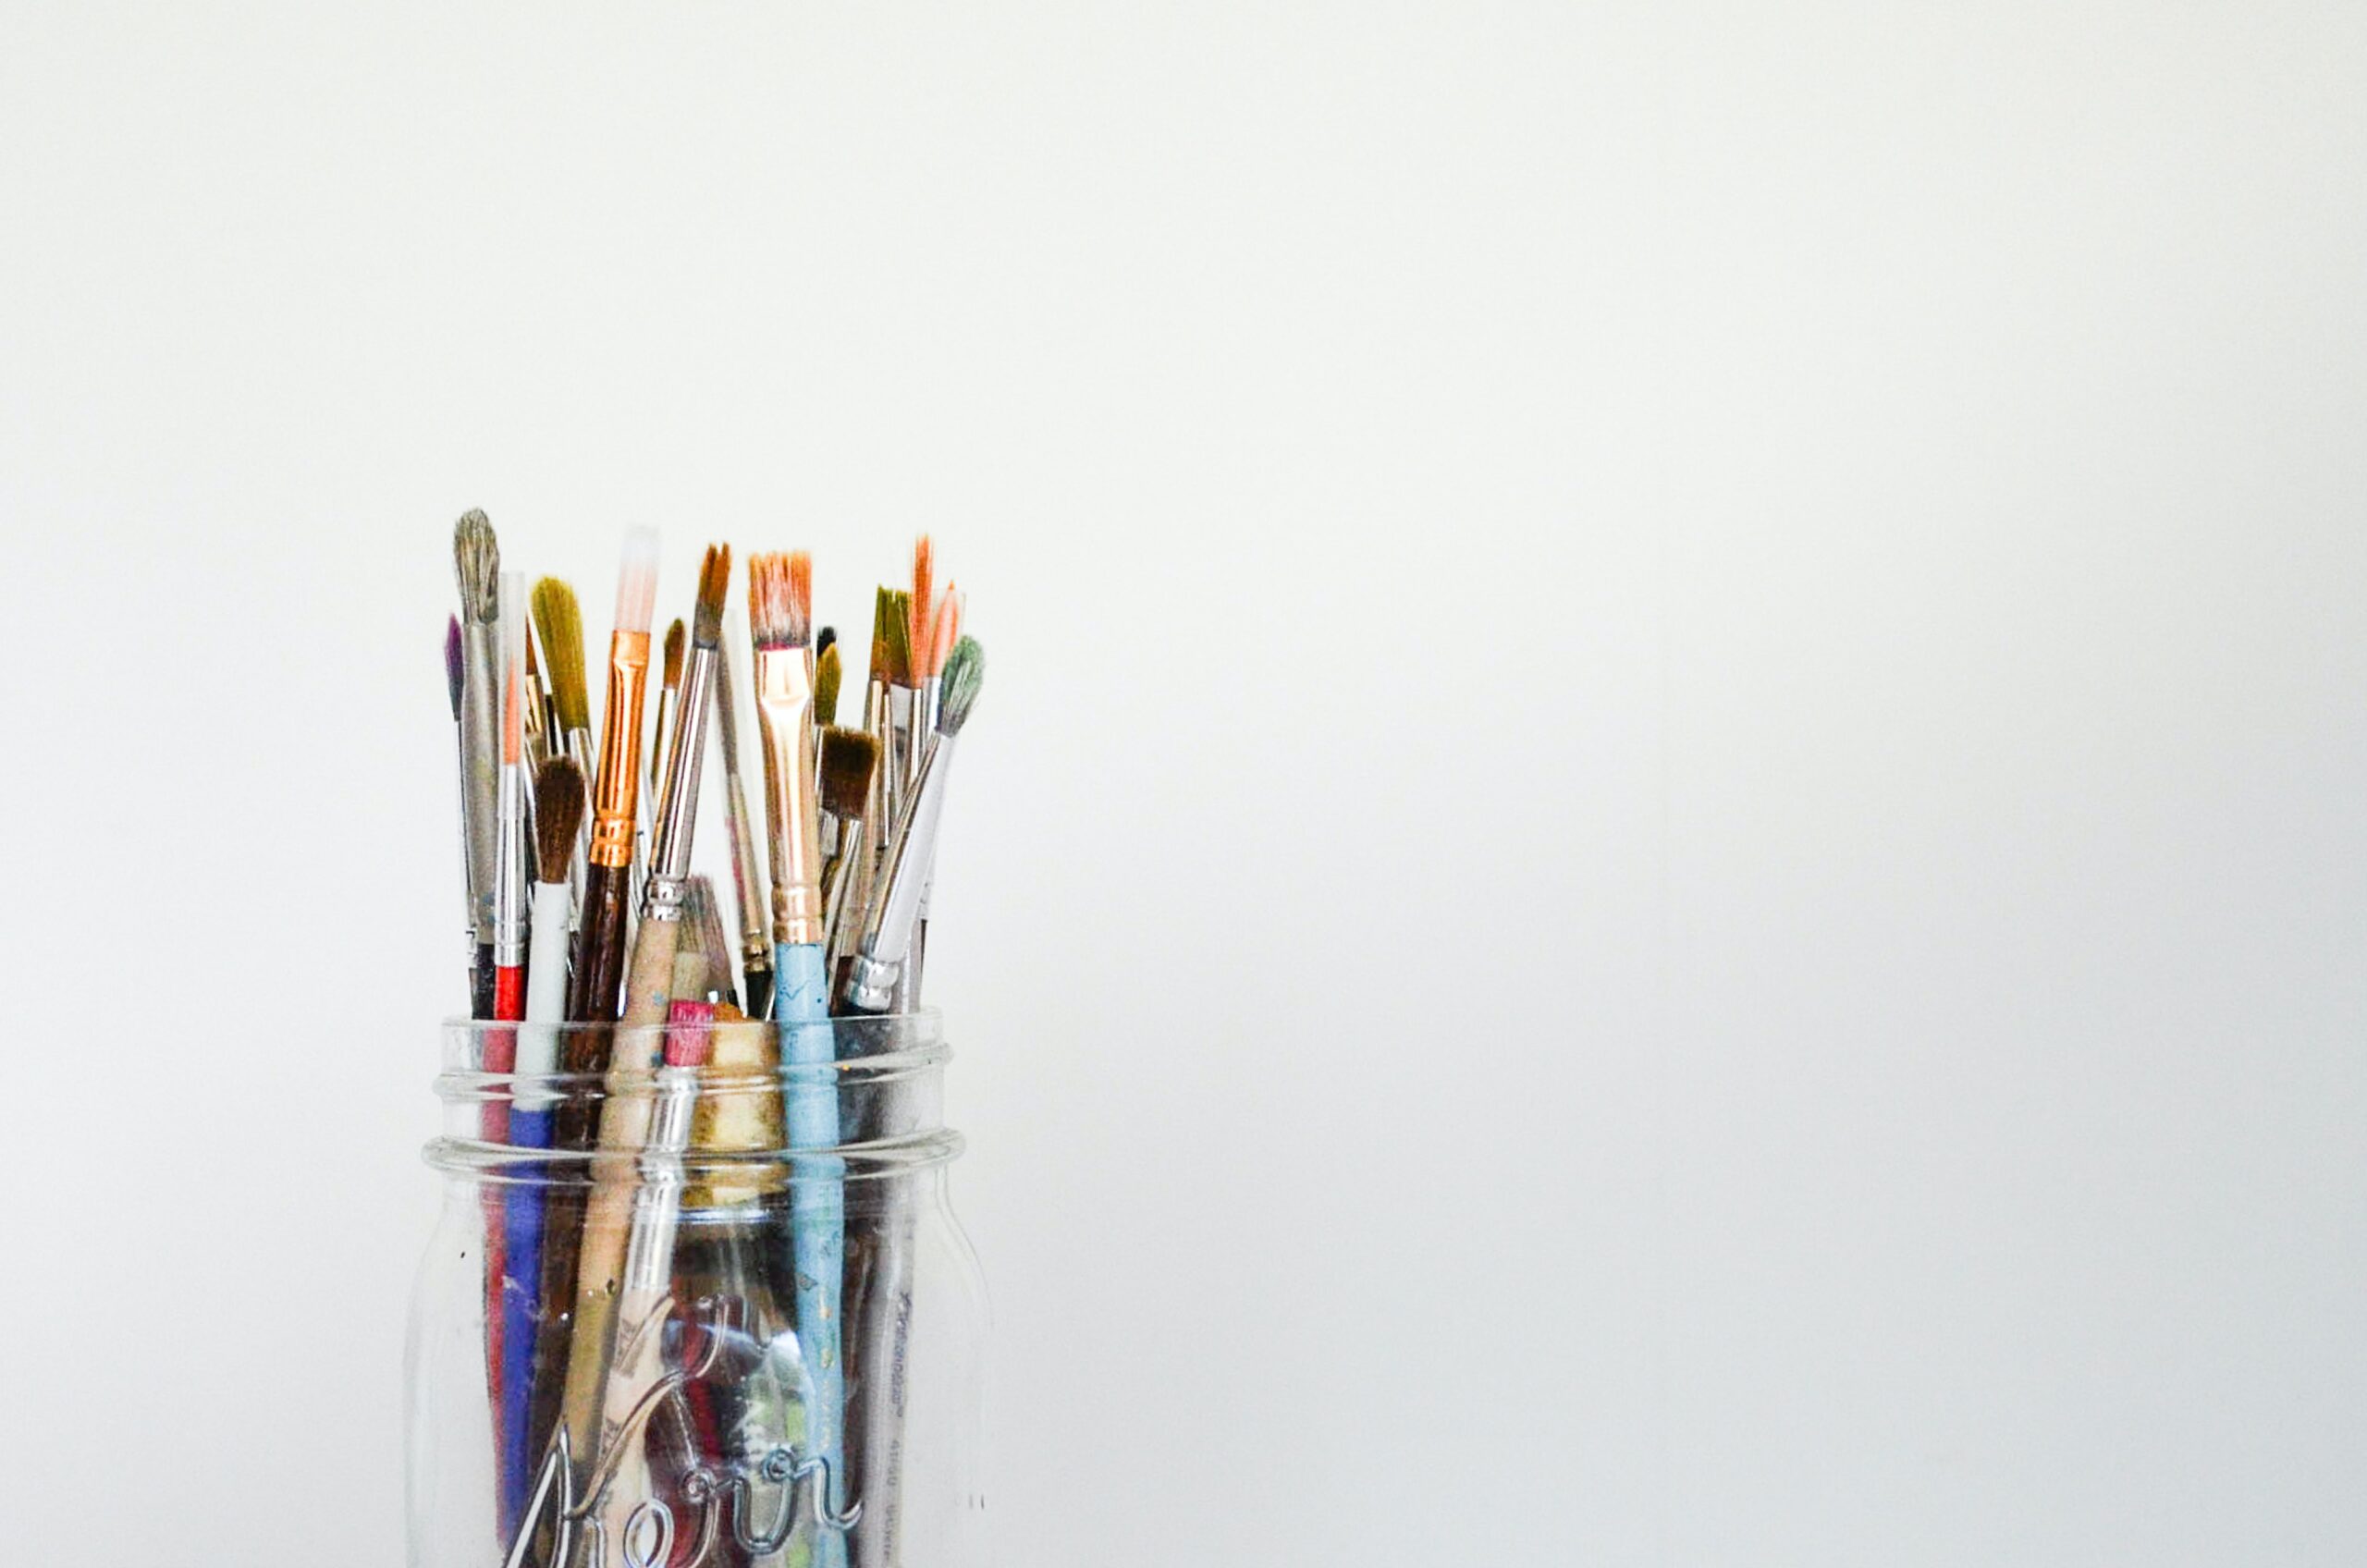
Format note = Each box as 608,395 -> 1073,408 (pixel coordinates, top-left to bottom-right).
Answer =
649,645 -> 717,884
848,731 -> 958,1009
564,728 -> 595,923
494,759 -> 529,965
845,949 -> 903,1014
912,677 -> 940,787
460,619 -> 500,939
882,683 -> 915,832
753,647 -> 826,947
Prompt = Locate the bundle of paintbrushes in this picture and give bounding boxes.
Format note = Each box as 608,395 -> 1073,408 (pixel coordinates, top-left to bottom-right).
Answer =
444,514 -> 984,1566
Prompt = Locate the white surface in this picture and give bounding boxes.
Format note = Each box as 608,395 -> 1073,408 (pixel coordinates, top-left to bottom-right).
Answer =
4,3 -> 2364,1562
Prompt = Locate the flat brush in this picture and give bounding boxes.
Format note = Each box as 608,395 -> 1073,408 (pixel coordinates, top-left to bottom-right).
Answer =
817,727 -> 880,970
873,587 -> 913,872
499,755 -> 583,1532
531,576 -> 595,925
558,543 -> 729,1498
565,532 -> 660,1026
750,548 -> 852,1566
454,509 -> 501,1018
845,636 -> 984,1013
712,625 -> 772,1019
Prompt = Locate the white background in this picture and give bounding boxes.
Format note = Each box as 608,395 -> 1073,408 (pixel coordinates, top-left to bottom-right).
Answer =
3,3 -> 2363,1563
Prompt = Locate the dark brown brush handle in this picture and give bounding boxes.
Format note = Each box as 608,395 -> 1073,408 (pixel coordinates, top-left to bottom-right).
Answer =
568,860 -> 631,1024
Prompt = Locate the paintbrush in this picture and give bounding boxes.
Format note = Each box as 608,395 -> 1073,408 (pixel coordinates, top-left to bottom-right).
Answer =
712,624 -> 772,1019
638,617 -> 685,912
815,640 -> 845,857
454,510 -> 501,1018
565,533 -> 660,1026
498,755 -> 583,1534
531,576 -> 595,925
520,606 -> 553,770
558,543 -> 730,1497
845,636 -> 984,1013
817,727 -> 881,968
749,548 -> 853,1566
686,874 -> 741,1007
905,585 -> 963,1004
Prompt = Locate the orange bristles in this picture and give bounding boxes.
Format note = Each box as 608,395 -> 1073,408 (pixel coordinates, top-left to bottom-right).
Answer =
909,534 -> 936,676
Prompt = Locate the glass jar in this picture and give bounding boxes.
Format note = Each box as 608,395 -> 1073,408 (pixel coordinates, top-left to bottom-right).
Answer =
409,1012 -> 987,1568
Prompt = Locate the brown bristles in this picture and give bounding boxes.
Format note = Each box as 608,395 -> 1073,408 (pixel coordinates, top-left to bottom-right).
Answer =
533,756 -> 586,886
693,543 -> 732,646
662,619 -> 686,688
817,727 -> 879,820
747,552 -> 811,651
869,588 -> 894,680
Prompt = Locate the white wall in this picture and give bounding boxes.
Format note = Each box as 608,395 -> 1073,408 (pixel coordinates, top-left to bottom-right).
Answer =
3,3 -> 2361,1562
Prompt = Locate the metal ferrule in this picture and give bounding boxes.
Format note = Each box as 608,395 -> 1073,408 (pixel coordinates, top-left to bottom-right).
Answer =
753,646 -> 826,947
494,759 -> 529,966
913,677 -> 941,786
564,727 -> 595,919
882,683 -> 915,839
848,730 -> 958,1010
589,631 -> 650,871
460,619 -> 500,938
649,644 -> 718,885
713,659 -> 773,974
646,688 -> 676,815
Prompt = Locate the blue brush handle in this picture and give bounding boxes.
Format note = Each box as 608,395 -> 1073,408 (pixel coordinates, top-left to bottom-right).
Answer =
497,1104 -> 553,1536
776,942 -> 848,1568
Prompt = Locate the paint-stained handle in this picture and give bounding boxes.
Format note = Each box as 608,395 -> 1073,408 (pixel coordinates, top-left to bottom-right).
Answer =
567,863 -> 630,1023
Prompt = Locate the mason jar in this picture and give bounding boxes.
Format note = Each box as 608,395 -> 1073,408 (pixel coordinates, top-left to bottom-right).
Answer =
409,1012 -> 987,1568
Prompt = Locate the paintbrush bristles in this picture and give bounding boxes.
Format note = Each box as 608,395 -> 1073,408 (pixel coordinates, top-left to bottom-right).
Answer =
816,643 -> 842,727
817,728 -> 879,819
693,544 -> 732,646
499,571 -> 527,764
869,588 -> 894,680
747,552 -> 812,650
930,588 -> 963,678
909,535 -> 936,676
445,617 -> 464,722
880,588 -> 914,686
534,757 -> 586,884
532,577 -> 589,734
615,526 -> 660,631
938,635 -> 985,734
453,510 -> 499,623
662,619 -> 686,687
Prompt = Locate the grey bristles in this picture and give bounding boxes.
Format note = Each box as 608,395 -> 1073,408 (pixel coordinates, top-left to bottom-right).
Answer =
533,757 -> 586,886
818,727 -> 879,820
747,551 -> 811,651
693,544 -> 732,647
937,635 -> 985,734
453,509 -> 499,623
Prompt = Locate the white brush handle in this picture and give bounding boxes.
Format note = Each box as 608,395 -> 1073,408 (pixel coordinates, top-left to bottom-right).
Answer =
515,882 -> 572,1104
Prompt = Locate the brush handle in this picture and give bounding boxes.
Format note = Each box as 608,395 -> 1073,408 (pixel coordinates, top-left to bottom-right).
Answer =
568,861 -> 631,1024
472,943 -> 497,1021
778,941 -> 850,1568
556,911 -> 681,1491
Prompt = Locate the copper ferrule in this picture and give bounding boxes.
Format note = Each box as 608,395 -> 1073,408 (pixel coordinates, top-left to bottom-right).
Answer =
753,646 -> 826,947
649,643 -> 717,885
589,631 -> 650,870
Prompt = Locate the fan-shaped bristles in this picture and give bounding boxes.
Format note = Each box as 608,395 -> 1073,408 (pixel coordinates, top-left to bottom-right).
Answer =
818,728 -> 879,820
661,619 -> 686,688
693,543 -> 732,646
531,577 -> 589,734
880,588 -> 914,687
909,535 -> 937,676
533,757 -> 586,885
453,510 -> 499,623
938,635 -> 985,734
444,617 -> 464,722
816,643 -> 842,727
747,552 -> 811,651
929,587 -> 963,678
614,526 -> 660,633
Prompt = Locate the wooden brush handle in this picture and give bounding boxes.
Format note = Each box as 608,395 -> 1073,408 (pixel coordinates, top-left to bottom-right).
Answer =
568,861 -> 631,1024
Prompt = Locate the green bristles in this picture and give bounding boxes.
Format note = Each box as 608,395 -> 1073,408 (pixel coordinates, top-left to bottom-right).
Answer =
937,635 -> 984,734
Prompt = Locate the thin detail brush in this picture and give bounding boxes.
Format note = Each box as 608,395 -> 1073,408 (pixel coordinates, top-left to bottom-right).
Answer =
446,618 -> 471,1000
559,544 -> 730,1507
845,636 -> 984,1012
531,576 -> 595,925
711,625 -> 772,1018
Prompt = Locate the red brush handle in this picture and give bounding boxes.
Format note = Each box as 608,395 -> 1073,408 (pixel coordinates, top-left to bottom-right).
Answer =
481,969 -> 524,1483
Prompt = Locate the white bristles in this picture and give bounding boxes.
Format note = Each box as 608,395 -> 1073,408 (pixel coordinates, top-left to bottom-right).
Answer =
614,526 -> 660,632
